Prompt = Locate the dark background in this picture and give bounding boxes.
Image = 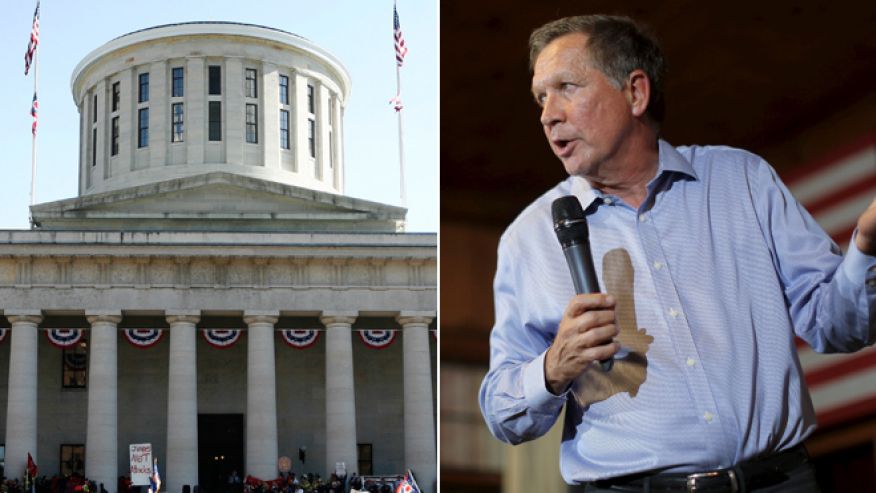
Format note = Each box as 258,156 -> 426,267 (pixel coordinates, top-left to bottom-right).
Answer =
440,2 -> 876,491
441,1 -> 876,227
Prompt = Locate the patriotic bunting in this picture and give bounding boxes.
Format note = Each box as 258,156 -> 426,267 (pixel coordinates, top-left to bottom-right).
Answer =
202,329 -> 242,348
123,329 -> 164,348
0,328 -> 8,344
280,329 -> 320,349
359,329 -> 397,349
46,329 -> 84,348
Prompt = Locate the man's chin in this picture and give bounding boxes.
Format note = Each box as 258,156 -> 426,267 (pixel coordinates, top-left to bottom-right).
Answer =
561,159 -> 592,178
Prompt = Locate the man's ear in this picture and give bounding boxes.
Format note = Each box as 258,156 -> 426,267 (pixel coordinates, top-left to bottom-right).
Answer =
626,69 -> 650,118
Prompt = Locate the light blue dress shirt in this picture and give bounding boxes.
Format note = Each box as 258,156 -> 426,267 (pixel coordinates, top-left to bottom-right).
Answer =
479,140 -> 876,483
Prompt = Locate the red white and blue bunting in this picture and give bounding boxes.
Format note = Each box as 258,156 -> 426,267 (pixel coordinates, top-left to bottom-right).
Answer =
123,329 -> 164,348
359,329 -> 397,349
0,328 -> 7,344
280,329 -> 320,349
202,329 -> 242,349
46,329 -> 85,348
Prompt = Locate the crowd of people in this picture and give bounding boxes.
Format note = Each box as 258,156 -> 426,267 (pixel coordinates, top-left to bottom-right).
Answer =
242,472 -> 338,493
238,472 -> 403,493
0,470 -> 406,493
1,474 -> 107,493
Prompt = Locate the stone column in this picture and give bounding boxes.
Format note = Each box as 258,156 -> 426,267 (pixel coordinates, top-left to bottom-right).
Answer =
166,311 -> 200,493
331,96 -> 344,192
185,57 -> 206,165
321,312 -> 358,477
397,313 -> 436,493
95,79 -> 108,180
86,311 -> 122,493
117,68 -> 134,173
261,62 -> 280,170
293,73 -> 310,173
4,311 -> 42,479
80,93 -> 89,192
244,312 -> 280,479
149,60 -> 168,168
317,84 -> 331,181
225,58 -> 245,166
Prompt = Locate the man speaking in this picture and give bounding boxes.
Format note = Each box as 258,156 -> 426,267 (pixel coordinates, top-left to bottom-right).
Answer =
478,14 -> 876,492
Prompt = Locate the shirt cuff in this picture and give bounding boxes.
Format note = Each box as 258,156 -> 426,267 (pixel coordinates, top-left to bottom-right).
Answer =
523,350 -> 569,412
840,230 -> 876,287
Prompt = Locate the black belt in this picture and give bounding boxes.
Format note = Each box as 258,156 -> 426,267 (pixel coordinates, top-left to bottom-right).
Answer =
590,445 -> 810,492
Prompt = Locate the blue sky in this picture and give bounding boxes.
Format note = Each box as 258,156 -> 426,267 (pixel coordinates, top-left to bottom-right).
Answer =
0,1 -> 437,232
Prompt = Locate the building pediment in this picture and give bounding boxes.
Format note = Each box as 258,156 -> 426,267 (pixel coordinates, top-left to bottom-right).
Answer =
31,172 -> 406,232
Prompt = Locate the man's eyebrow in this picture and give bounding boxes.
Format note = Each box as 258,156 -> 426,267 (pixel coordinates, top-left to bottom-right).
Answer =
534,69 -> 581,85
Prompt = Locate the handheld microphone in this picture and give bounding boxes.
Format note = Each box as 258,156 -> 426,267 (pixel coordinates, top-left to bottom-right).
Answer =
551,195 -> 613,371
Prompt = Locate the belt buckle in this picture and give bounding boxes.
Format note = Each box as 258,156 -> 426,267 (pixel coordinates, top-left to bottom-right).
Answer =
686,470 -> 738,492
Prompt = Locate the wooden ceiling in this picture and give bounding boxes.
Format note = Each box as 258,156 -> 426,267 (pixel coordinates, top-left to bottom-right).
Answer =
441,1 -> 876,226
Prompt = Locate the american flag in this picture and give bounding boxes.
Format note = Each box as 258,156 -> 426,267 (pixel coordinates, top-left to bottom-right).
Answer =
24,1 -> 40,76
786,135 -> 876,252
393,3 -> 408,67
785,135 -> 876,428
149,459 -> 162,493
31,92 -> 38,136
393,470 -> 420,493
389,94 -> 403,112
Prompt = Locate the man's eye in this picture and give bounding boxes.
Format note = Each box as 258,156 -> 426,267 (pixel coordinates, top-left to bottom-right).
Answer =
560,82 -> 575,91
535,94 -> 546,106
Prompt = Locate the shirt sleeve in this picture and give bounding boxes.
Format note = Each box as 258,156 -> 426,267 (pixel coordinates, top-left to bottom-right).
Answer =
752,158 -> 876,352
478,233 -> 568,445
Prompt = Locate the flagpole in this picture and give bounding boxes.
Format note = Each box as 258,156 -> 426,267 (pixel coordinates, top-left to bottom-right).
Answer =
395,64 -> 406,208
30,42 -> 39,219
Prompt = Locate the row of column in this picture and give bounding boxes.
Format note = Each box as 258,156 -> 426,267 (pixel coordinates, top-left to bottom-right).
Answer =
81,60 -> 345,194
3,310 -> 436,493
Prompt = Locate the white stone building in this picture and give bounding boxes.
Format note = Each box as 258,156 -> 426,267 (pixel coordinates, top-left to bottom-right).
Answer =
0,22 -> 436,493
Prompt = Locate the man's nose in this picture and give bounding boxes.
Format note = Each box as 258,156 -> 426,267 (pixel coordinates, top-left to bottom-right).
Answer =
540,94 -> 563,128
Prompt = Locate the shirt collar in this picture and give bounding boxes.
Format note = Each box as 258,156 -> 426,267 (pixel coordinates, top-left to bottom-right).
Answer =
658,139 -> 697,180
569,140 -> 697,210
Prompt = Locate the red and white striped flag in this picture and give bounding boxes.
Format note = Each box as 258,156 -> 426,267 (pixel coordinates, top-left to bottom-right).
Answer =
31,92 -> 38,136
24,1 -> 40,76
393,3 -> 408,67
786,135 -> 876,428
786,135 -> 876,251
389,94 -> 403,112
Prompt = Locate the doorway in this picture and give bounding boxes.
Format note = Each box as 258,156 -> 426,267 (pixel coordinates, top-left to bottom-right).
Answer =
198,414 -> 244,493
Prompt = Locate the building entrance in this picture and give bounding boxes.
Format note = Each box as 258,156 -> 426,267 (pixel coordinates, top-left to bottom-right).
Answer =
198,414 -> 244,493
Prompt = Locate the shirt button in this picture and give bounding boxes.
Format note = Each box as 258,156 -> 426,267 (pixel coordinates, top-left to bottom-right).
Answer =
653,261 -> 664,270
704,412 -> 714,423
868,279 -> 876,288
602,197 -> 612,205
686,357 -> 696,367
668,308 -> 680,318
638,214 -> 647,222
